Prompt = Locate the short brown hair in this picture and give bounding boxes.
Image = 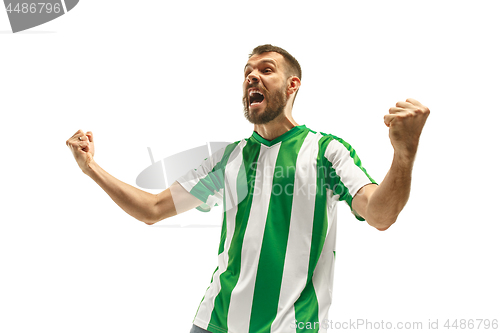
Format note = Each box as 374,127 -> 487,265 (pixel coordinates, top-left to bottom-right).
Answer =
249,44 -> 302,80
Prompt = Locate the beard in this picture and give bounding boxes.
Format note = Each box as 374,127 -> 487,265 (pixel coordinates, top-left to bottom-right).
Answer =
242,83 -> 288,125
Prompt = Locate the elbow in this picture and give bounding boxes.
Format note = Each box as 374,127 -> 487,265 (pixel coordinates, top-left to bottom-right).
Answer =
142,217 -> 158,225
375,225 -> 391,231
372,222 -> 392,231
142,210 -> 160,225
364,205 -> 399,231
367,216 -> 397,231
143,209 -> 172,225
142,195 -> 161,225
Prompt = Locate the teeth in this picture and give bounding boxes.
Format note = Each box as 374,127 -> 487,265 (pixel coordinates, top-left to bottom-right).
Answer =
249,90 -> 263,96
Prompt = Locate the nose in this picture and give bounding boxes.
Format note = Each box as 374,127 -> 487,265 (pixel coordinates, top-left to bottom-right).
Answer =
246,71 -> 259,84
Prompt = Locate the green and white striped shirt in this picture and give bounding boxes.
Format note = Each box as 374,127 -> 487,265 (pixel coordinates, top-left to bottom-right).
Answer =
177,125 -> 376,333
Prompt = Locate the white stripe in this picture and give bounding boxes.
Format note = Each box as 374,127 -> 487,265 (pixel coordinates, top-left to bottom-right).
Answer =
193,141 -> 247,327
147,147 -> 155,164
227,142 -> 281,333
61,0 -> 68,13
270,131 -> 321,333
207,142 -> 212,157
324,139 -> 371,198
312,192 -> 338,333
193,253 -> 223,331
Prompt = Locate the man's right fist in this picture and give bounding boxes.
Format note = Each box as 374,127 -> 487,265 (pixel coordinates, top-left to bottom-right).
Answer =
66,129 -> 95,174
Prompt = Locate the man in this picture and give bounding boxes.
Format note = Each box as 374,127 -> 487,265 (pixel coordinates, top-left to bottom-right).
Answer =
66,44 -> 430,333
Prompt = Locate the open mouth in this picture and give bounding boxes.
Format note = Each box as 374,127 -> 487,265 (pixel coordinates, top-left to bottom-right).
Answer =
249,89 -> 265,107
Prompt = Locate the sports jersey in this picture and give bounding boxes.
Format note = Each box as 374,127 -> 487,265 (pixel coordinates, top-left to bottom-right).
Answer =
177,124 -> 377,333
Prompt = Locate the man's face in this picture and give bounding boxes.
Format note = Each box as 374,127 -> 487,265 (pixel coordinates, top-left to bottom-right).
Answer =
242,52 -> 289,125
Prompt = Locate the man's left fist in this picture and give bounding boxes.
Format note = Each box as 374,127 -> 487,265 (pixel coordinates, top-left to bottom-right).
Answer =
384,98 -> 430,156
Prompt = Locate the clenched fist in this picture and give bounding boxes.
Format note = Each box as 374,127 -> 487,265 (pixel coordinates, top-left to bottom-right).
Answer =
384,98 -> 430,157
66,129 -> 95,174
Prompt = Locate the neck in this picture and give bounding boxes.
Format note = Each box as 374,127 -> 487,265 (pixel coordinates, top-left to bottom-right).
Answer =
253,113 -> 299,141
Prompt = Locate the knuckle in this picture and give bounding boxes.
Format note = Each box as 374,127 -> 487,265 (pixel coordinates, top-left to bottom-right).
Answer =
415,108 -> 430,116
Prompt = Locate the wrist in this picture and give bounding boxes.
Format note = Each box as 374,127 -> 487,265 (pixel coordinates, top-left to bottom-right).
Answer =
393,148 -> 416,165
390,150 -> 416,180
83,158 -> 99,177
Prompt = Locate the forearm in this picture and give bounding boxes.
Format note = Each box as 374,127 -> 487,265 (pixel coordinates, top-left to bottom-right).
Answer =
365,151 -> 415,230
84,160 -> 158,224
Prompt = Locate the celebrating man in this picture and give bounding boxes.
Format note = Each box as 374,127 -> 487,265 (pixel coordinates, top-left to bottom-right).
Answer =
66,44 -> 429,333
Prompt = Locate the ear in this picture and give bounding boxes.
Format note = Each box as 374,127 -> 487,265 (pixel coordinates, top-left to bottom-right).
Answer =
287,76 -> 301,96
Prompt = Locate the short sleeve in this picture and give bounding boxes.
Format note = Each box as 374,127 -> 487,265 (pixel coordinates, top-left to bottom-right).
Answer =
324,136 -> 377,221
176,147 -> 227,213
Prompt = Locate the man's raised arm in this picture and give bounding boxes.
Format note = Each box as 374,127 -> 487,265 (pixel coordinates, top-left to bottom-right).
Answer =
352,98 -> 430,231
66,129 -> 203,225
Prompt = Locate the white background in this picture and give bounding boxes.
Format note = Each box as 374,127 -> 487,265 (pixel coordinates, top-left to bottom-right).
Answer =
1,1 -> 499,332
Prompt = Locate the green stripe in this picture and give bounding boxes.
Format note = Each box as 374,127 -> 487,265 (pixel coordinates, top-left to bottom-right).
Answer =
294,282 -> 320,332
190,141 -> 241,211
193,143 -> 245,322
207,140 -> 262,332
192,141 -> 244,328
218,183 -> 228,255
193,266 -> 219,321
294,134 -> 332,332
249,129 -> 309,332
218,140 -> 250,255
321,134 -> 377,221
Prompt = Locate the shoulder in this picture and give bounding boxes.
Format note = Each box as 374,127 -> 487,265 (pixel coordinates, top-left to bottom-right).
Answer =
211,139 -> 247,167
305,128 -> 353,152
310,130 -> 359,163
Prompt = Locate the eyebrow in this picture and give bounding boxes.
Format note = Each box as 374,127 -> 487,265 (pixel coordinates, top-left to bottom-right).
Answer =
244,58 -> 278,72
